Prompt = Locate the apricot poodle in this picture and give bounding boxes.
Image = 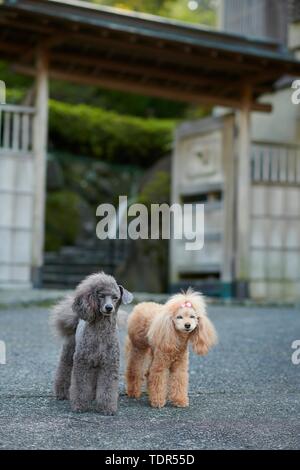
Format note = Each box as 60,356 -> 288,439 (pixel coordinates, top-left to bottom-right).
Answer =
125,289 -> 217,408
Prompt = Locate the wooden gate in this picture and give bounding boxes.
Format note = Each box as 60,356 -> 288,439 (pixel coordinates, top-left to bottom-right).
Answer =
170,115 -> 235,297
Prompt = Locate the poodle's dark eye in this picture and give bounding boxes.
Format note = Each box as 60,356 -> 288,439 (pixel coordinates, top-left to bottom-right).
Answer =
112,296 -> 119,301
190,315 -> 195,319
99,294 -> 105,299
177,315 -> 183,320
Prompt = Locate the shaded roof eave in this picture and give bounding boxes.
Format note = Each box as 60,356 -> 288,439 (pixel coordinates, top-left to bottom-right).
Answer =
1,0 -> 300,112
4,0 -> 297,62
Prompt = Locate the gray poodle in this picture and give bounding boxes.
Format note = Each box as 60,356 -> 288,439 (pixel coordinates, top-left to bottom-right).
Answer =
51,272 -> 133,414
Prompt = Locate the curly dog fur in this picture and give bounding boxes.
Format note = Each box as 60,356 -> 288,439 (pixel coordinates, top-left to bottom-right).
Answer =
125,289 -> 217,408
50,271 -> 133,414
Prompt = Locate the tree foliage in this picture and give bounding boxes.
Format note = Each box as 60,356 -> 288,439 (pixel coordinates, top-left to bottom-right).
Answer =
90,0 -> 217,26
49,100 -> 174,167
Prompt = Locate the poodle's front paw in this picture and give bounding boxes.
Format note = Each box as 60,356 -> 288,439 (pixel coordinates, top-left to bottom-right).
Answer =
101,409 -> 117,416
171,398 -> 189,408
150,397 -> 166,409
126,387 -> 141,399
55,385 -> 70,401
70,400 -> 90,413
96,404 -> 118,415
55,391 -> 69,401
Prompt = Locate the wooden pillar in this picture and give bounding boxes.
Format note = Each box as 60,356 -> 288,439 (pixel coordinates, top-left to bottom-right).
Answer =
235,84 -> 252,298
32,47 -> 49,287
222,115 -> 235,294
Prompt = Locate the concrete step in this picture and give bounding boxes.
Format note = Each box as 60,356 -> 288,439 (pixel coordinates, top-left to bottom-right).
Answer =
42,244 -> 129,288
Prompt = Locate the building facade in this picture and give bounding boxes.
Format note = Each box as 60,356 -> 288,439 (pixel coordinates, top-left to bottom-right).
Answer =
170,0 -> 300,300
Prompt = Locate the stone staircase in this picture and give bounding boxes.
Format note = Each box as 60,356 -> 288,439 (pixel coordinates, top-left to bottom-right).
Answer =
42,240 -> 129,288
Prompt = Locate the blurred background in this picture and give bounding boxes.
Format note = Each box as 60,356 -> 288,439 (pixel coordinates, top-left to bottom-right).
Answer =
1,0 -> 300,302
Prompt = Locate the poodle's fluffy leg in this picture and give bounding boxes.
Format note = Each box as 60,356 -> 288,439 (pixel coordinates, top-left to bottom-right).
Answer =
69,357 -> 97,412
54,336 -> 75,400
147,355 -> 169,408
125,338 -> 148,398
169,352 -> 189,407
95,361 -> 119,415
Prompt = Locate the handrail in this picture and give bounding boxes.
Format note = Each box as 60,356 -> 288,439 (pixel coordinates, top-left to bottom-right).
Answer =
252,140 -> 300,150
0,104 -> 35,114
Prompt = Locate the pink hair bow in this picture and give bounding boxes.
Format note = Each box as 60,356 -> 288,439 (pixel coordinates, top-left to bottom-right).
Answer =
181,301 -> 192,308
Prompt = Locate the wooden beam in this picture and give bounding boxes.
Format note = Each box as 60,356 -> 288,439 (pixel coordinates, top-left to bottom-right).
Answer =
50,31 -> 266,74
51,51 -> 219,90
220,81 -> 272,97
25,35 -> 69,66
0,16 -> 54,34
249,71 -> 281,85
13,64 -> 272,113
0,41 -> 24,54
31,46 -> 49,286
3,17 -> 256,73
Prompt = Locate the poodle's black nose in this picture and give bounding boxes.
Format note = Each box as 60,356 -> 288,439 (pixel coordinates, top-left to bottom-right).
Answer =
185,323 -> 191,329
105,304 -> 113,313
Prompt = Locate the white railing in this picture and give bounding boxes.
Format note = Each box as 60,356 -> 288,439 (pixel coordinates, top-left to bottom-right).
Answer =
251,141 -> 300,185
0,104 -> 35,154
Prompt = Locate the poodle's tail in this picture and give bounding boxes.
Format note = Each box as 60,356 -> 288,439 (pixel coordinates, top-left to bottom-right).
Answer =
50,295 -> 79,339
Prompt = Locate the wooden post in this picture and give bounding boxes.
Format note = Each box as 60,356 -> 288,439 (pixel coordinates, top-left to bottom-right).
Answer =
32,47 -> 49,287
235,84 -> 252,298
222,115 -> 235,296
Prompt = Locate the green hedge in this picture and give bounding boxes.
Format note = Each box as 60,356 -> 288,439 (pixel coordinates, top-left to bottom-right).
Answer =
49,100 -> 174,168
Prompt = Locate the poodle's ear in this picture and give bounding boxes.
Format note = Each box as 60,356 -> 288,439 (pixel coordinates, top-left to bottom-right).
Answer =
190,314 -> 217,356
72,289 -> 98,322
148,312 -> 177,354
119,285 -> 134,305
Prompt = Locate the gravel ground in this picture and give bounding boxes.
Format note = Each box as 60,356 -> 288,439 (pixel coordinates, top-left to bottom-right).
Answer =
0,304 -> 299,450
